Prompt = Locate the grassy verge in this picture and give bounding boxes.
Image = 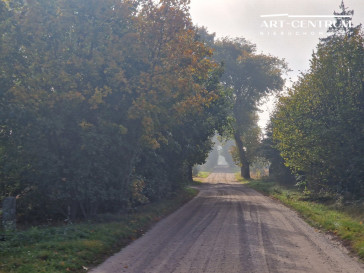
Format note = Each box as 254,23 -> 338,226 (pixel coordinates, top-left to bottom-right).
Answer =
0,187 -> 198,273
237,174 -> 364,260
197,172 -> 210,178
192,171 -> 211,183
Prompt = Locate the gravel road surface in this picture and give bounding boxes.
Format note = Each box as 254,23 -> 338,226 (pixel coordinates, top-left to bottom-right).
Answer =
90,172 -> 364,273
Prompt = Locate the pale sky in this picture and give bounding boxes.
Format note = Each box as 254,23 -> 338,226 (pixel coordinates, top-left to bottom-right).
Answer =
189,0 -> 364,129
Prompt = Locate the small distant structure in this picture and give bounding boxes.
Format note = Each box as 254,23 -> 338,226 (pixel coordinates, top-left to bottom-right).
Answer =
196,136 -> 239,173
217,145 -> 229,166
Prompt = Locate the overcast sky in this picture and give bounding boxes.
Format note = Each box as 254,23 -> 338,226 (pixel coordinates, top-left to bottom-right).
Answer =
189,0 -> 364,129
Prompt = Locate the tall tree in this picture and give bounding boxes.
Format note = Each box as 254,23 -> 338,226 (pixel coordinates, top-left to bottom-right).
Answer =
273,3 -> 364,196
210,37 -> 286,178
0,0 -> 229,220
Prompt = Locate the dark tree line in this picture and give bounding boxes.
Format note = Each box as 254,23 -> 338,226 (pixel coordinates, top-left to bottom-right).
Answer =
271,3 -> 364,197
0,0 -> 230,221
3,0 -> 358,225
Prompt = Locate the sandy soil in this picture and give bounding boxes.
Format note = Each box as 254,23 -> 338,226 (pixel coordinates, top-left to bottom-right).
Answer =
90,172 -> 364,273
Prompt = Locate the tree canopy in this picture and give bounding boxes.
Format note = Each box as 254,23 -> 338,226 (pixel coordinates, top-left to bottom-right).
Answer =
197,29 -> 287,178
272,3 -> 364,196
0,0 -> 228,221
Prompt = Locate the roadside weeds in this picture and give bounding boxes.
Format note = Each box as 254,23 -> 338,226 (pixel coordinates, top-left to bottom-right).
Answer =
0,187 -> 198,273
237,175 -> 364,261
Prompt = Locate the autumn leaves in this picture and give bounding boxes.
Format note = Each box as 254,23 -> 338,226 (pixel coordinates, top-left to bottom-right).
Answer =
0,0 -> 227,220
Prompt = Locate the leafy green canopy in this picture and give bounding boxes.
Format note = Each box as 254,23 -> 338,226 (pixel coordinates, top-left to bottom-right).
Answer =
0,0 -> 228,220
198,28 -> 287,178
273,3 -> 364,196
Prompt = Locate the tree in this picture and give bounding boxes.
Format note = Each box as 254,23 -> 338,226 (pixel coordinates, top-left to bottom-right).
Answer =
207,36 -> 286,178
273,2 -> 364,196
0,0 -> 146,219
130,0 -> 230,190
0,0 -> 229,220
259,122 -> 296,184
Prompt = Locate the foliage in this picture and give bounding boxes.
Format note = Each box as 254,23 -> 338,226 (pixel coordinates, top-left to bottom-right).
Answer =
0,0 -> 228,221
259,123 -> 296,184
0,187 -> 197,273
272,4 -> 364,196
201,32 -> 286,178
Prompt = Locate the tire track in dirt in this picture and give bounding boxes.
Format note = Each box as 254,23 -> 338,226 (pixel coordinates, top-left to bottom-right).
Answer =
90,172 -> 364,273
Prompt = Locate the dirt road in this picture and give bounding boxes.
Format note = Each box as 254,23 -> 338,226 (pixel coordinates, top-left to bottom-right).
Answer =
91,172 -> 364,273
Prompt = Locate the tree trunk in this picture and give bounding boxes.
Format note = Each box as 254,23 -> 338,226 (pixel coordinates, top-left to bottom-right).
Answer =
234,131 -> 251,179
187,165 -> 193,183
241,164 -> 250,179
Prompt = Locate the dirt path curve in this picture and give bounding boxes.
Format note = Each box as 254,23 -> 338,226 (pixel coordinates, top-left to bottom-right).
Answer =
90,172 -> 364,273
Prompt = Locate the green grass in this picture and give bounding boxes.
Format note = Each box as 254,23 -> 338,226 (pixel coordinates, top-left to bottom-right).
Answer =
237,174 -> 364,260
197,172 -> 211,178
0,187 -> 198,273
192,171 -> 211,183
